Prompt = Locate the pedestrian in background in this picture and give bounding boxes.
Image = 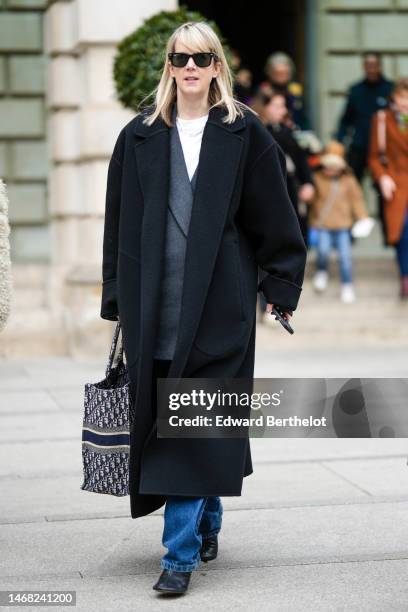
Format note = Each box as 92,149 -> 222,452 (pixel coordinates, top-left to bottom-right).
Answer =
252,85 -> 315,220
336,52 -> 393,245
337,52 -> 393,182
251,85 -> 313,324
368,78 -> 408,299
262,52 -> 310,131
307,142 -> 369,303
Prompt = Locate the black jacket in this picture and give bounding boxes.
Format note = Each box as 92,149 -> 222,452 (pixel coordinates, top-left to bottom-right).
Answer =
100,102 -> 307,518
337,76 -> 394,152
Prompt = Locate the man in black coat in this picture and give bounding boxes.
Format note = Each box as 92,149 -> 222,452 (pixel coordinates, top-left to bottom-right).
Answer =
336,52 -> 393,244
336,51 -> 393,182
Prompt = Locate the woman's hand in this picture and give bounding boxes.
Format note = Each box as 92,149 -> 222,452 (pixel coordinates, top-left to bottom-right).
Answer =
266,303 -> 292,320
379,175 -> 396,201
298,183 -> 315,203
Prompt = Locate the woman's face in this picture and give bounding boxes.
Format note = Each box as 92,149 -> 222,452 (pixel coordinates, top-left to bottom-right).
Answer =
264,95 -> 287,124
322,166 -> 341,178
394,91 -> 408,116
269,63 -> 291,86
169,41 -> 221,100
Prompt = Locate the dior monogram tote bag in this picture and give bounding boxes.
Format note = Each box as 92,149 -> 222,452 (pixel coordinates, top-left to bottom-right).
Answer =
80,321 -> 134,496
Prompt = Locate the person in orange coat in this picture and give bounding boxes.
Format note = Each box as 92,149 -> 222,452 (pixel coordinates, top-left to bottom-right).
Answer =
368,78 -> 408,298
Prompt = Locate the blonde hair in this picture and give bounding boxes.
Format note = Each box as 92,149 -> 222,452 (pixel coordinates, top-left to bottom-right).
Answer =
141,21 -> 254,126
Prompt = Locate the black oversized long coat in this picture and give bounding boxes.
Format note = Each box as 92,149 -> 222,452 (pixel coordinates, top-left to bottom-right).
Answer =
100,102 -> 307,519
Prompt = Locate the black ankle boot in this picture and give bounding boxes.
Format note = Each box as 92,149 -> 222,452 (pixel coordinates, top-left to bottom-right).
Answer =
200,535 -> 218,562
152,569 -> 191,594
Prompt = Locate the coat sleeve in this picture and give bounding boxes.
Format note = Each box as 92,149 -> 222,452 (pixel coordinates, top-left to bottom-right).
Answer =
239,139 -> 307,312
100,127 -> 126,321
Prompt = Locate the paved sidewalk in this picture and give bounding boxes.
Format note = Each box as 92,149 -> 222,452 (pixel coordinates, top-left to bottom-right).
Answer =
1,342 -> 408,611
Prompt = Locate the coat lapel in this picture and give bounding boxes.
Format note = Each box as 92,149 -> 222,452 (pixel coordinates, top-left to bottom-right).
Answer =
133,104 -> 246,378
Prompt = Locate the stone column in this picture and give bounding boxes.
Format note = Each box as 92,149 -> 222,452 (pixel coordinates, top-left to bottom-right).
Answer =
44,0 -> 176,357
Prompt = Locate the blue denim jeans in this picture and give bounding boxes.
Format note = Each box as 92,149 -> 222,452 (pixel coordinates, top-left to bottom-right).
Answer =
395,210 -> 408,276
160,496 -> 223,572
316,228 -> 353,284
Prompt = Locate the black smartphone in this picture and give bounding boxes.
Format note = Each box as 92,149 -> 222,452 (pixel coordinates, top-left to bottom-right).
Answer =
271,306 -> 294,334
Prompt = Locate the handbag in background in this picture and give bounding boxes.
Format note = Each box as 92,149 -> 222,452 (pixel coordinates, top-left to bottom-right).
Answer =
81,321 -> 134,496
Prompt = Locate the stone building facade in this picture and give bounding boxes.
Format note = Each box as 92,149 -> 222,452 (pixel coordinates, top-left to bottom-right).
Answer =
0,0 -> 176,357
314,0 -> 408,141
0,0 -> 407,356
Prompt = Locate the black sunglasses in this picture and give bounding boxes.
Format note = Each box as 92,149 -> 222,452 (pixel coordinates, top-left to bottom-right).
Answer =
168,52 -> 218,68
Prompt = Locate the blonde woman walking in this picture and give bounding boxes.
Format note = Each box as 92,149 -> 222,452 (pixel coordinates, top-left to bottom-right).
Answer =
100,21 -> 307,595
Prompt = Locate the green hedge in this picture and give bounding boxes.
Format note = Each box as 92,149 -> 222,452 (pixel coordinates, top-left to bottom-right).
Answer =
113,6 -> 233,111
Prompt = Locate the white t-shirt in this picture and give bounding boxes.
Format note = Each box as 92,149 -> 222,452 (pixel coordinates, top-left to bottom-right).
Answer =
176,113 -> 209,181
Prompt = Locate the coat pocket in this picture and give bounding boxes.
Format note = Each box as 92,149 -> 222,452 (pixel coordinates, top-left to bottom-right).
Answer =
193,235 -> 249,357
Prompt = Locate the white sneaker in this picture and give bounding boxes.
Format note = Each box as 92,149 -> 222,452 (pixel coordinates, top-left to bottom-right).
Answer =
313,270 -> 328,292
341,283 -> 356,303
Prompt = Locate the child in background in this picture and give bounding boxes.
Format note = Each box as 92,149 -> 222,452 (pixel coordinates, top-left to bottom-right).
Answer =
307,142 -> 369,303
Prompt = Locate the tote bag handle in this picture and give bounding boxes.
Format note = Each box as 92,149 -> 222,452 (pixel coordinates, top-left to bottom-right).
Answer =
105,320 -> 124,378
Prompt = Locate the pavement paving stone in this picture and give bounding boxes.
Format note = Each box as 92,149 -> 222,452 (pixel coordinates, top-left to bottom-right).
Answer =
2,502 -> 408,579
1,559 -> 407,612
1,352 -> 408,610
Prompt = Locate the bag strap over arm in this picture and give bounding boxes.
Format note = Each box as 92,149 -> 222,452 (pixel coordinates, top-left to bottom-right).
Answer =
377,110 -> 388,167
